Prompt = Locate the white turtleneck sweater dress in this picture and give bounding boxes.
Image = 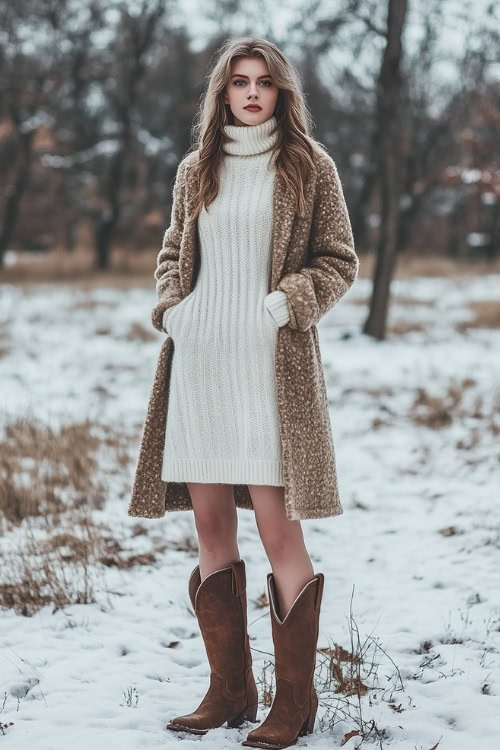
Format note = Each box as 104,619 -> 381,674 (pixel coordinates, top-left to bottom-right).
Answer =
160,115 -> 290,486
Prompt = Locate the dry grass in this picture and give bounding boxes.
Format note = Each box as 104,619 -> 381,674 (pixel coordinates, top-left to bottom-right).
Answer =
408,378 -> 500,434
0,413 -> 162,616
409,379 -> 472,429
253,657 -> 275,709
125,322 -> 156,342
391,295 -> 436,307
0,246 -> 156,290
0,415 -> 139,614
387,320 -> 427,336
0,510 -> 163,616
0,414 -> 197,615
253,585 -> 407,747
0,513 -> 104,616
252,591 -> 270,610
0,415 -> 132,527
71,297 -> 117,310
457,300 -> 500,331
0,417 -> 104,525
352,295 -> 436,307
314,586 -> 404,746
168,534 -> 199,555
0,322 -> 10,360
359,253 -> 500,280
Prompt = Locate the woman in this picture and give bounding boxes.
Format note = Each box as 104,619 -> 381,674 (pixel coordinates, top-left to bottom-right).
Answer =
128,36 -> 359,748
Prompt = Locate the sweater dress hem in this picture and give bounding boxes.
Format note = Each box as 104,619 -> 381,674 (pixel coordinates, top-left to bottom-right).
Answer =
161,457 -> 283,486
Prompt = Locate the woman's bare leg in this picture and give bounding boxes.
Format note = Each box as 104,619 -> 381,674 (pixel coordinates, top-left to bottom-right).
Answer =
248,484 -> 314,618
187,482 -> 240,581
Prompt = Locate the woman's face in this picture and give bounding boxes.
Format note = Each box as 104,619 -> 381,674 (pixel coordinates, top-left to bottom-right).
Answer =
223,57 -> 278,127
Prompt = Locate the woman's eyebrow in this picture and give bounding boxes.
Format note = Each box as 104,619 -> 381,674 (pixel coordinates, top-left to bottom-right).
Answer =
230,74 -> 272,79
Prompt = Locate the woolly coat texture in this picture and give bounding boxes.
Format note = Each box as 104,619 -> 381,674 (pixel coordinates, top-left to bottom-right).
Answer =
127,143 -> 359,521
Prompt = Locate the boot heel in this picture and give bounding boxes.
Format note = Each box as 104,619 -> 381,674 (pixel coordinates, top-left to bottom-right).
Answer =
227,703 -> 259,728
299,707 -> 316,736
244,703 -> 259,722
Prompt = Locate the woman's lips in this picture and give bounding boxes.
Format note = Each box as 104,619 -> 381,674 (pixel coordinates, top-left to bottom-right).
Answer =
244,106 -> 262,111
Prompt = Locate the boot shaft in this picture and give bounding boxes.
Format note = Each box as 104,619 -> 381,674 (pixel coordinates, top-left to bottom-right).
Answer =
188,560 -> 250,691
267,572 -> 324,689
167,558 -> 259,735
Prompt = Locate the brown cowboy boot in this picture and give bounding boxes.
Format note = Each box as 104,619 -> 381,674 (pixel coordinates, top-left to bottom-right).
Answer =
242,571 -> 324,749
166,559 -> 259,735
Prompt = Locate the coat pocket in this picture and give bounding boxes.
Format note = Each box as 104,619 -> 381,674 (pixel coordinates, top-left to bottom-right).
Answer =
162,306 -> 174,335
264,303 -> 280,330
162,290 -> 195,336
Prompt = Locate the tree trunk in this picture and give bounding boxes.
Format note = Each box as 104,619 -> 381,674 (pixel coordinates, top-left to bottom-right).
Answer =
363,0 -> 408,340
0,131 -> 33,267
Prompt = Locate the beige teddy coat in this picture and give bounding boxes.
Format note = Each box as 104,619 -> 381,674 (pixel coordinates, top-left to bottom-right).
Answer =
127,144 -> 359,521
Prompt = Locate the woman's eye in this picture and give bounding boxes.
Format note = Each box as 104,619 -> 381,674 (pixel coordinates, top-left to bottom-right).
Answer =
233,80 -> 272,86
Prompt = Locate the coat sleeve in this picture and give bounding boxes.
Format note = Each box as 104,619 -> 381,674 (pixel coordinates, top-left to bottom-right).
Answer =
276,153 -> 359,332
151,158 -> 189,332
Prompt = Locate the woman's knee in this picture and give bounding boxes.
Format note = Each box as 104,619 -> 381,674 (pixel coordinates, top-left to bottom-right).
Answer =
255,505 -> 304,557
194,508 -> 232,538
188,484 -> 236,544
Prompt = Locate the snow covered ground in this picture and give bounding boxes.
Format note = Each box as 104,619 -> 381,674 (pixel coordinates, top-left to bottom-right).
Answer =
0,272 -> 499,749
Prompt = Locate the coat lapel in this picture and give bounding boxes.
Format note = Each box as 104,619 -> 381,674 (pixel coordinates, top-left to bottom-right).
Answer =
179,165 -> 199,296
270,172 -> 296,289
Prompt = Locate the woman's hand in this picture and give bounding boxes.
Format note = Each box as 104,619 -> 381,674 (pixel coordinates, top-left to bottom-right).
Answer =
264,290 -> 290,328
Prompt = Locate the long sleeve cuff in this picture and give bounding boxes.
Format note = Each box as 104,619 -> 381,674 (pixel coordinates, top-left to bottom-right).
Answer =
264,290 -> 290,327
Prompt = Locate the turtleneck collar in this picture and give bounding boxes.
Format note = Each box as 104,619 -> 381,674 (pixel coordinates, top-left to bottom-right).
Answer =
223,115 -> 278,156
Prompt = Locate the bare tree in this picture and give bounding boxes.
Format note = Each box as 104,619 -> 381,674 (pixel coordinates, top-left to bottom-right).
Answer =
0,0 -> 106,265
93,0 -> 165,270
363,0 -> 408,340
0,1 -> 49,266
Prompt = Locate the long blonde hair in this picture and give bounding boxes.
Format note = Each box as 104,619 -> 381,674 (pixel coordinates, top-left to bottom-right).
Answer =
186,36 -> 326,221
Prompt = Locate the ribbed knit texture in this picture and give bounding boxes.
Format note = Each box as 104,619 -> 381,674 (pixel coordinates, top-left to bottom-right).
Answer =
160,115 -> 289,485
